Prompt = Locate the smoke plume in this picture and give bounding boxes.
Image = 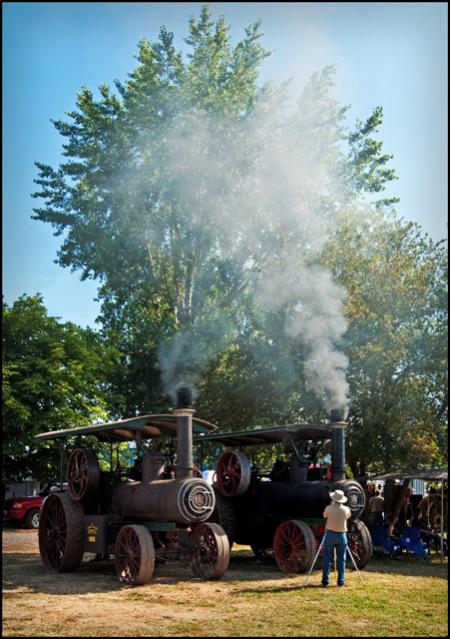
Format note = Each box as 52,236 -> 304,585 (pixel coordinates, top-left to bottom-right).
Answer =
142,71 -> 355,414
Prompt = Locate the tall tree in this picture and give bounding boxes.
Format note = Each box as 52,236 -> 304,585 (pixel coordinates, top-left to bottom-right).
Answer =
32,6 -> 273,411
323,213 -> 448,476
29,4 -> 444,481
2,295 -> 119,482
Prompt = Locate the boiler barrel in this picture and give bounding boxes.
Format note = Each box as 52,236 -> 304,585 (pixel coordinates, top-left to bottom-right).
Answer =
236,480 -> 365,520
110,478 -> 216,524
251,481 -> 332,518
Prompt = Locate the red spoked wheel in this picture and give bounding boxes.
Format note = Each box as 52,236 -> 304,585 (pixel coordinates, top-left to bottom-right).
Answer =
273,519 -> 316,574
216,450 -> 251,497
38,493 -> 84,572
189,522 -> 230,580
347,519 -> 372,570
67,448 -> 100,501
114,525 -> 155,586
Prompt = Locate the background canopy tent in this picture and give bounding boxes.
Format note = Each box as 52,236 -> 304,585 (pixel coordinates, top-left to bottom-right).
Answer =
369,469 -> 448,482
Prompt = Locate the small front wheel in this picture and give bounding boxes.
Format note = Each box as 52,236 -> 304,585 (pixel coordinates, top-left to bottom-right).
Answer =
114,525 -> 155,586
347,519 -> 373,569
189,522 -> 230,579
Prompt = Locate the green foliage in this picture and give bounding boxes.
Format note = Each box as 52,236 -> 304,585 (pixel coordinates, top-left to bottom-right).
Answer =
2,295 -> 120,482
348,106 -> 399,209
323,213 -> 448,476
31,6 -> 275,409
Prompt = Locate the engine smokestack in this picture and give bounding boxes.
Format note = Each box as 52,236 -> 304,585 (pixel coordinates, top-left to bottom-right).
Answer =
174,385 -> 194,480
329,408 -> 346,481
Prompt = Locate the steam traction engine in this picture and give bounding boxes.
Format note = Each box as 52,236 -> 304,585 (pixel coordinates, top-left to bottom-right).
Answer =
196,410 -> 372,574
35,387 -> 230,585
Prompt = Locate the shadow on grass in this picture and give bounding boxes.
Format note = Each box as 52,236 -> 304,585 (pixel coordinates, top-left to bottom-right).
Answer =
3,548 -> 446,597
2,551 -> 288,595
235,582 -> 346,595
2,553 -> 123,595
362,555 -> 448,578
232,547 -> 448,580
233,559 -> 448,596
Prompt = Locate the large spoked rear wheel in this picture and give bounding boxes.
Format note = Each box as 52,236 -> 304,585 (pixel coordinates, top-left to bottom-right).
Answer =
39,493 -> 84,572
114,525 -> 155,586
347,519 -> 373,569
273,519 -> 316,574
189,522 -> 230,580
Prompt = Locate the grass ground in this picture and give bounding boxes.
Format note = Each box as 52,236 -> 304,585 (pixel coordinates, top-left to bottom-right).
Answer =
2,528 -> 448,637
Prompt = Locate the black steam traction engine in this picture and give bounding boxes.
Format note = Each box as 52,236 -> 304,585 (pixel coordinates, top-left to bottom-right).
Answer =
197,410 -> 373,574
35,388 -> 230,585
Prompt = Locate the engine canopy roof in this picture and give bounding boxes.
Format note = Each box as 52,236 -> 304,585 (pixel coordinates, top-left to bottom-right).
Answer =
35,414 -> 218,443
193,424 -> 333,447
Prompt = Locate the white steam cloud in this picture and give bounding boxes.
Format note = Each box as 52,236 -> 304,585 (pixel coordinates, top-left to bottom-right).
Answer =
159,315 -> 237,405
153,72 -> 354,414
255,263 -> 349,413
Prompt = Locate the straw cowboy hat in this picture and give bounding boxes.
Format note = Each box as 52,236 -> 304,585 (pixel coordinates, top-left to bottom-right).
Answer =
330,489 -> 347,503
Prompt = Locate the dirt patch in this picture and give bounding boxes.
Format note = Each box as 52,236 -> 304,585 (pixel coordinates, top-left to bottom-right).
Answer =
2,527 -> 40,553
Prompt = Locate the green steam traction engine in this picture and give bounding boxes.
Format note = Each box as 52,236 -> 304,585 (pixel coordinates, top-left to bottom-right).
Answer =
35,387 -> 230,586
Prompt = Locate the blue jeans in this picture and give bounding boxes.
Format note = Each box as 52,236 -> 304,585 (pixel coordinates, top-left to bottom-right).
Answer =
321,531 -> 348,586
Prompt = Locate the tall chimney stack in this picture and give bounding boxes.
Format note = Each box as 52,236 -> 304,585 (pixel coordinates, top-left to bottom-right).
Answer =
174,385 -> 194,480
329,408 -> 346,481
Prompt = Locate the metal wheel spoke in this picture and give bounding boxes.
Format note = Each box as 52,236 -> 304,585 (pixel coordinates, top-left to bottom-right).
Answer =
45,513 -> 56,529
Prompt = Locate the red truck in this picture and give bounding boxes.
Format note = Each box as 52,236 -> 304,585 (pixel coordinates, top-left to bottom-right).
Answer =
3,483 -> 66,529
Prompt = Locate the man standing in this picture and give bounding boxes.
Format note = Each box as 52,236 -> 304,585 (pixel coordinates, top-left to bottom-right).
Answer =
321,489 -> 351,587
368,489 -> 385,526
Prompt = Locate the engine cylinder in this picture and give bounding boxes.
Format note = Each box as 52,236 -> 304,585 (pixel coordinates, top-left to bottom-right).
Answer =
110,478 -> 216,524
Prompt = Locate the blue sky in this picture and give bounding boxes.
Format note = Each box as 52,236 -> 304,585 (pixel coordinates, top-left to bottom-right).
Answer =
3,2 -> 448,328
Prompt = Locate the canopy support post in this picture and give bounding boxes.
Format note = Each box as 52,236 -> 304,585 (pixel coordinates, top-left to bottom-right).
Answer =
59,439 -> 64,488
